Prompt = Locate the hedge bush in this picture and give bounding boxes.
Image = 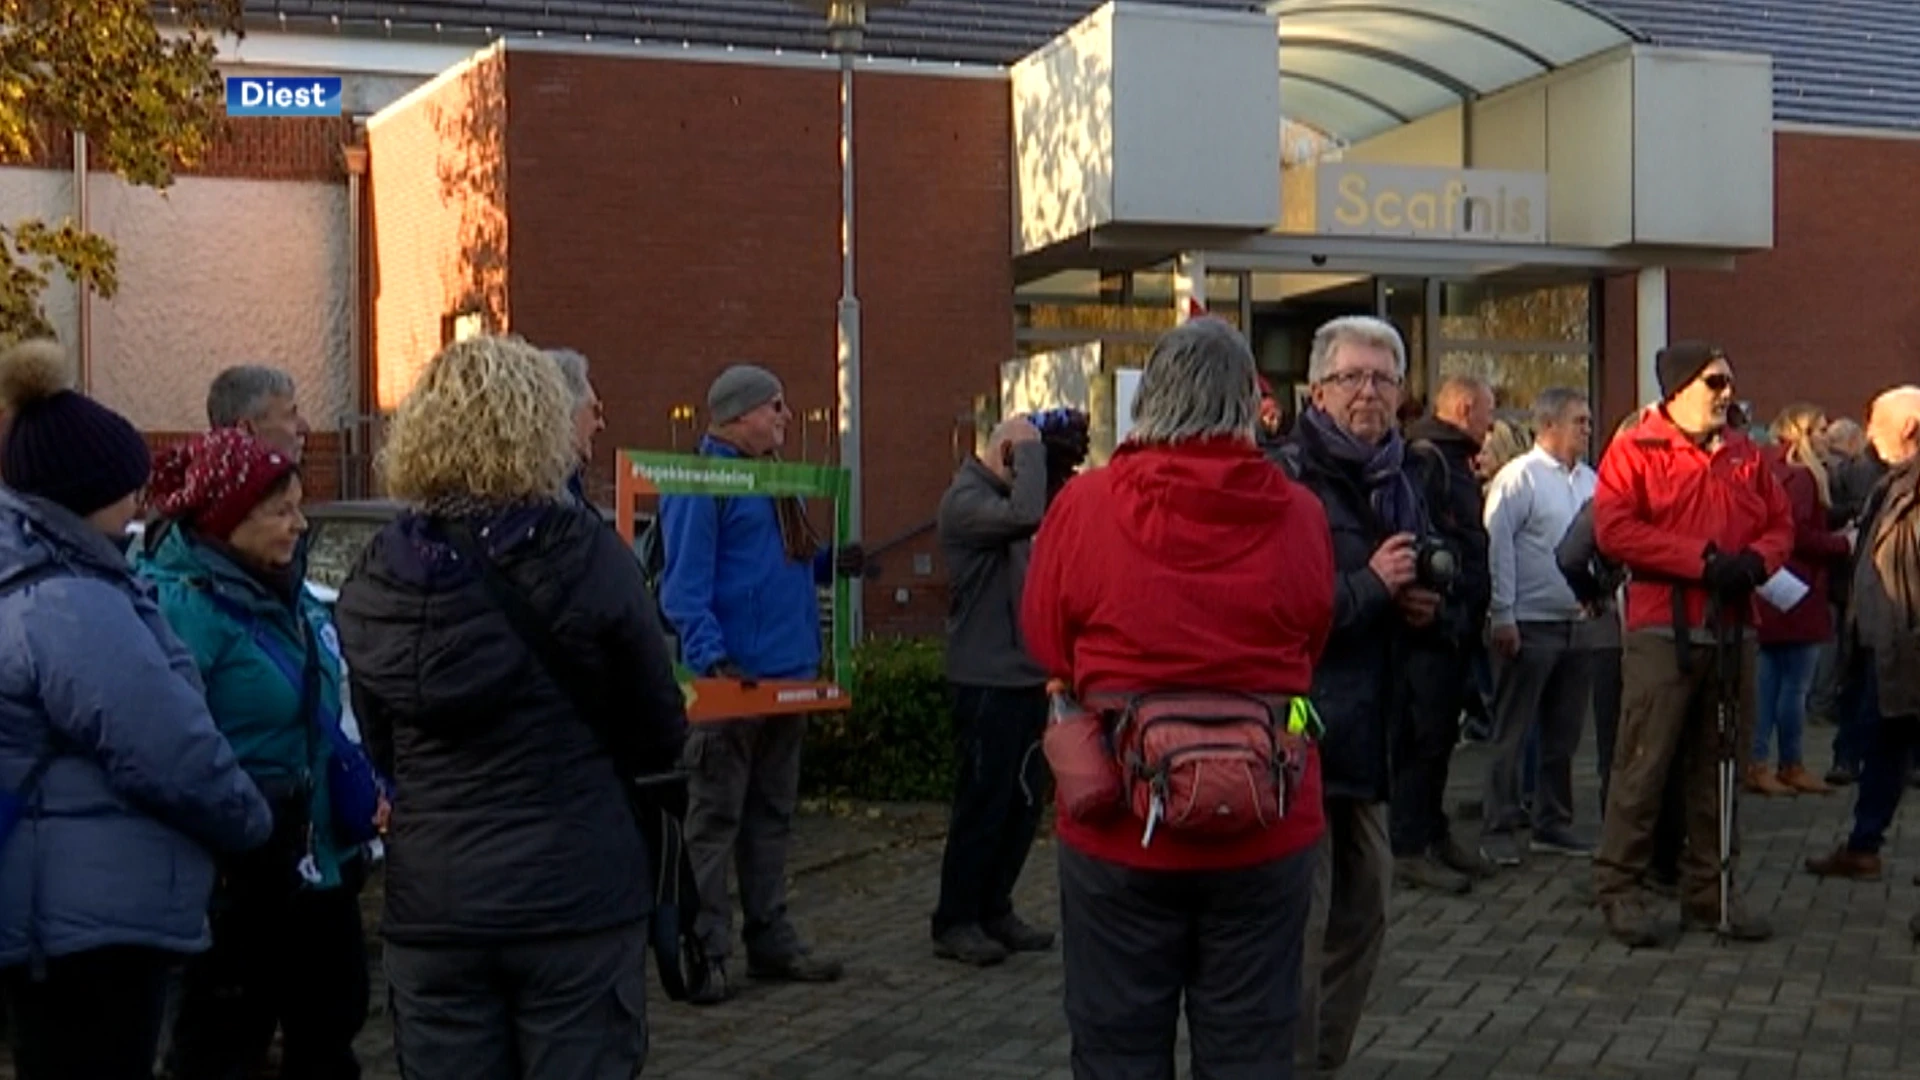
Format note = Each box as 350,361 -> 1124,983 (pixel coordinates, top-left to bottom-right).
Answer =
802,636 -> 955,802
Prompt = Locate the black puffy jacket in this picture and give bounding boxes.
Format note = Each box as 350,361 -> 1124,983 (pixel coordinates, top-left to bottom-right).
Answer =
334,501 -> 687,945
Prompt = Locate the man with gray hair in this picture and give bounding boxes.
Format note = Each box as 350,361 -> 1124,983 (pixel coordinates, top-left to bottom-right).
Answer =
207,365 -> 310,463
1480,388 -> 1602,867
1269,314 -> 1434,1075
547,347 -> 605,506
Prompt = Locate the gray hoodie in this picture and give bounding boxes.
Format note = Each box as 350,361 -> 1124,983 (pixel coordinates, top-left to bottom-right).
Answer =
938,440 -> 1049,687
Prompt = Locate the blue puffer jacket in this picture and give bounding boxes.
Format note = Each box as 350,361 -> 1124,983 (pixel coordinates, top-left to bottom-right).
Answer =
0,490 -> 272,968
659,436 -> 827,680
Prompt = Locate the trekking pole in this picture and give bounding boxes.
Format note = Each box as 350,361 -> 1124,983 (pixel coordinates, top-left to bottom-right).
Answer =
1713,606 -> 1742,942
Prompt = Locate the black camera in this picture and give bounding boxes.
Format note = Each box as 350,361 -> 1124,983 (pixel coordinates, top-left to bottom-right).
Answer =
1413,535 -> 1459,594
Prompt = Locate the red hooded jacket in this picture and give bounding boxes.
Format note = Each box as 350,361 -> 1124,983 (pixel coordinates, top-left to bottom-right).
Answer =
1755,445 -> 1850,645
1020,437 -> 1334,872
1593,408 -> 1794,633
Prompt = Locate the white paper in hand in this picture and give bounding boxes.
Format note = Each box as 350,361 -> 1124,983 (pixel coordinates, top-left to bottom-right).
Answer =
1757,568 -> 1811,612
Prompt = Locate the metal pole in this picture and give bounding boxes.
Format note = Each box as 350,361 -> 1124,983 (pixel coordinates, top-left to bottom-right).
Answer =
72,131 -> 91,393
837,43 -> 865,639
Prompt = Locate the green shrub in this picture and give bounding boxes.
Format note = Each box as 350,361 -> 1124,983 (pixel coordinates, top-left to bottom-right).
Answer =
802,636 -> 953,802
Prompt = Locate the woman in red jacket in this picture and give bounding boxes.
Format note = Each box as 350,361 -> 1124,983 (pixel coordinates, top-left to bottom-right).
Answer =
1021,317 -> 1335,1079
1752,403 -> 1852,795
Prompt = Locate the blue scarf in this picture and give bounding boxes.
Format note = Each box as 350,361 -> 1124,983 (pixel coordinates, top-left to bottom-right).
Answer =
1299,406 -> 1428,535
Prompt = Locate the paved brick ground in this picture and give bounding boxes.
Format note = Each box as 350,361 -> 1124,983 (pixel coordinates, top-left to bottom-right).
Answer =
9,737 -> 1914,1079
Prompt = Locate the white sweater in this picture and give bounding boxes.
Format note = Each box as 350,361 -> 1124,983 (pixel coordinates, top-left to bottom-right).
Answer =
1484,445 -> 1598,626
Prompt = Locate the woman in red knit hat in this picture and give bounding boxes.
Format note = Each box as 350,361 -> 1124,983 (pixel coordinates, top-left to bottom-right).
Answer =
135,428 -> 377,1080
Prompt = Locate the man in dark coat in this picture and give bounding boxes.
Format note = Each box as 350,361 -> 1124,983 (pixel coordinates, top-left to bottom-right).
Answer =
1269,315 -> 1435,1075
1394,376 -> 1497,893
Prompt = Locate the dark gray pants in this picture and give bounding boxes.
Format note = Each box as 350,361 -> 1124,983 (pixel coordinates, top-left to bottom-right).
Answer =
1059,844 -> 1314,1080
683,715 -> 806,963
385,923 -> 649,1080
1299,798 -> 1390,1074
1484,621 -> 1596,835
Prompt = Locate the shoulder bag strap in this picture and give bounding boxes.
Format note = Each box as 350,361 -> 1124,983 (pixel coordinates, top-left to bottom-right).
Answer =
438,518 -> 703,1001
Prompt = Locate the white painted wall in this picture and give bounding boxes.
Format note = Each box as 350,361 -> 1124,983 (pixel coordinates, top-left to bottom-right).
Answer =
0,167 -> 349,431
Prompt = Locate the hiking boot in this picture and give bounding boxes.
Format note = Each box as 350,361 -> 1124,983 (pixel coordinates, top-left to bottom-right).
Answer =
1778,765 -> 1832,794
984,913 -> 1055,953
1805,846 -> 1883,881
1600,897 -> 1669,948
1529,826 -> 1595,858
1395,853 -> 1471,895
747,950 -> 843,983
1826,764 -> 1858,787
933,924 -> 1010,967
1682,898 -> 1773,942
1744,764 -> 1796,796
1480,833 -> 1524,868
1435,836 -> 1495,880
1910,912 -> 1920,942
687,961 -> 736,1006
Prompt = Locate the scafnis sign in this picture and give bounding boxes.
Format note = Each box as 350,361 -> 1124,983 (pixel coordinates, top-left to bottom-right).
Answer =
615,449 -> 853,723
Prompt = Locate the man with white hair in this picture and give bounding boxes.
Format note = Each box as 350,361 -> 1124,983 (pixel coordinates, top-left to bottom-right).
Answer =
1807,387 -> 1920,930
1270,314 -> 1436,1075
207,365 -> 310,463
929,412 -> 1056,967
547,347 -> 605,506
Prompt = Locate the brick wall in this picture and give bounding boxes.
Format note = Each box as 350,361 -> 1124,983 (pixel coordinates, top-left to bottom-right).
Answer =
367,52 -> 510,411
501,52 -> 1012,636
1601,130 -> 1920,435
22,116 -> 351,183
143,430 -> 345,502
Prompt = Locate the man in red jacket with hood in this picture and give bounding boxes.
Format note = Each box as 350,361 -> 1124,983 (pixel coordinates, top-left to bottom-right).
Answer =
1591,341 -> 1793,946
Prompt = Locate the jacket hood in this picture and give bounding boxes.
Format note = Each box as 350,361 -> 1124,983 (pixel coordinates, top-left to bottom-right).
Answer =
135,521 -> 298,618
0,487 -> 132,591
1404,416 -> 1480,457
1104,438 -> 1307,571
335,503 -> 580,728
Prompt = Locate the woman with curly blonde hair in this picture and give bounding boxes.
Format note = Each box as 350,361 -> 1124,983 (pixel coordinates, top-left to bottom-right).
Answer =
334,334 -> 687,1079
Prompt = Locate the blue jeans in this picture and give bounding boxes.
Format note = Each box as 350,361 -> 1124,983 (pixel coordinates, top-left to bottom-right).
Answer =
1846,657 -> 1917,853
1756,643 -> 1821,766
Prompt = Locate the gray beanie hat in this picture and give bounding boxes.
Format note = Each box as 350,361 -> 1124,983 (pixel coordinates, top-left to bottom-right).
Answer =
708,364 -> 784,424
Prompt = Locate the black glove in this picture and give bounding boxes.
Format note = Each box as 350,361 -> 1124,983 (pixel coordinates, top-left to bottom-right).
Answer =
1703,547 -> 1767,598
834,543 -> 879,580
707,660 -> 758,688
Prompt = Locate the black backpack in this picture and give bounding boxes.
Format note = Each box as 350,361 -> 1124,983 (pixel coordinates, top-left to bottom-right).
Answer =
632,500 -> 730,669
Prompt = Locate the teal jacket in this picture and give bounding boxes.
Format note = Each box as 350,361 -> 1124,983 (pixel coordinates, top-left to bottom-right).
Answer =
135,524 -> 354,890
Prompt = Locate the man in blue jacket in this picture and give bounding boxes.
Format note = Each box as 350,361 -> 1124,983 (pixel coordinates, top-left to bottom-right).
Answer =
661,363 -> 848,1005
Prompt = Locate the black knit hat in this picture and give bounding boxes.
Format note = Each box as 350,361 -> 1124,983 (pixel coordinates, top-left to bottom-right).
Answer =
1655,341 -> 1728,400
0,340 -> 151,517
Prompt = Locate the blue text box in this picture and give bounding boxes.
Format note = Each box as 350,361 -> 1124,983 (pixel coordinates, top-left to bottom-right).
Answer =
226,76 -> 342,117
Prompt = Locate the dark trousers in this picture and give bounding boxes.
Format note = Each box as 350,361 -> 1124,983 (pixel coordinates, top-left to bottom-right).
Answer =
1592,646 -> 1684,878
1845,661 -> 1916,854
684,715 -> 806,964
1484,622 -> 1595,835
933,684 -> 1049,934
386,922 -> 649,1080
1390,645 -> 1465,856
171,876 -> 369,1080
1059,844 -> 1314,1080
4,946 -> 174,1080
1594,631 -> 1756,910
1833,649 -> 1880,774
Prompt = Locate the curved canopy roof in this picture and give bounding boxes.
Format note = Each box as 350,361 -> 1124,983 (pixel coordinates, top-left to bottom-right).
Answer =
1270,0 -> 1646,142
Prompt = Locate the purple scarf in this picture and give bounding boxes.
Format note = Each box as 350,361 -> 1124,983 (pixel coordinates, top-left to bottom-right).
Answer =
1299,406 -> 1428,535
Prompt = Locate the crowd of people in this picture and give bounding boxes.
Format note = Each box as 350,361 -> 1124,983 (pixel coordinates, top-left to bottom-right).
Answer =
1,304 -> 1917,1080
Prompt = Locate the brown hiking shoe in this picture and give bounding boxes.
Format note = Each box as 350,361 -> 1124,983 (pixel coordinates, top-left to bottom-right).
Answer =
1745,764 -> 1795,796
1778,765 -> 1832,794
1600,897 -> 1669,948
1805,846 -> 1883,880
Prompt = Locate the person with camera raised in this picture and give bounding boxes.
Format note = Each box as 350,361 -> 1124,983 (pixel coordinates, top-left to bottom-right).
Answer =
1268,314 -> 1433,1075
1393,375 -> 1497,895
1590,342 -> 1792,947
929,408 -> 1087,967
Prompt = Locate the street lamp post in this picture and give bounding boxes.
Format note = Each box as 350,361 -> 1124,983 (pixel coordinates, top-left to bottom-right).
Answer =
794,0 -> 905,642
